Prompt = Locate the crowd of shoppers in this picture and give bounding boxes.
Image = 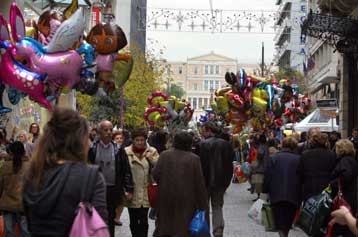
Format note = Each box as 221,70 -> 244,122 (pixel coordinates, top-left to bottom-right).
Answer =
0,106 -> 358,237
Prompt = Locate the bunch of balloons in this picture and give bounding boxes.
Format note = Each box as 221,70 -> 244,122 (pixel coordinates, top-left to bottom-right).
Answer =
144,91 -> 194,129
0,0 -> 133,113
201,69 -> 312,134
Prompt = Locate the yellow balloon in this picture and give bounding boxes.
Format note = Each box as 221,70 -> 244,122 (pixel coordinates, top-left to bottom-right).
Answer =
216,96 -> 229,113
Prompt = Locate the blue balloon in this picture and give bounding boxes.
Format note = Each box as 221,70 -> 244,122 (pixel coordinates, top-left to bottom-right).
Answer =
7,87 -> 25,105
265,84 -> 275,111
77,43 -> 95,67
239,69 -> 246,89
0,85 -> 11,114
199,114 -> 208,123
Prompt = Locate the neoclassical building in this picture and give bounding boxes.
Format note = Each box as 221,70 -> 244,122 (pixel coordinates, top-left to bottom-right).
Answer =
161,52 -> 261,119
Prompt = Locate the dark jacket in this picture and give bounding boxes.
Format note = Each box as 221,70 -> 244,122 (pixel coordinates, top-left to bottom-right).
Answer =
331,156 -> 358,214
23,162 -> 107,237
298,147 -> 336,201
153,149 -> 208,237
88,140 -> 134,194
264,149 -> 301,206
255,144 -> 269,174
199,136 -> 234,189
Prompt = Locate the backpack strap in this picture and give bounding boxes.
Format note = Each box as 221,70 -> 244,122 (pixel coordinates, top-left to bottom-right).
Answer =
80,165 -> 99,203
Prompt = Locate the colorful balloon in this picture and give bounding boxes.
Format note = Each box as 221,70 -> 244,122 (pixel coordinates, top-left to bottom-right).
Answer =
76,43 -> 95,67
0,85 -> 12,114
7,86 -> 26,105
16,37 -> 83,98
0,41 -> 51,110
76,69 -> 99,95
112,53 -> 133,88
46,9 -> 85,53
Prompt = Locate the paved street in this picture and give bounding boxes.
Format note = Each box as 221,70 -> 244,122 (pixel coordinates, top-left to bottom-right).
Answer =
116,182 -> 306,237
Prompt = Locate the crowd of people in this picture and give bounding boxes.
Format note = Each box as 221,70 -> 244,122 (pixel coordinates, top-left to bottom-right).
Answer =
0,107 -> 357,237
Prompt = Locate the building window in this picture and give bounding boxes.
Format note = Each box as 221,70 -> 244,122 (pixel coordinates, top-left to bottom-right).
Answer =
193,98 -> 197,109
193,83 -> 198,91
215,65 -> 219,74
204,98 -> 208,108
209,80 -> 214,90
188,97 -> 192,105
199,98 -> 202,108
210,65 -> 214,74
205,65 -> 209,74
215,80 -> 220,89
194,66 -> 198,74
178,66 -> 183,74
204,80 -> 209,91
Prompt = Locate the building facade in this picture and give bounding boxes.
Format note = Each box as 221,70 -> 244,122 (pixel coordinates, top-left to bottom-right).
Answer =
306,0 -> 340,102
304,0 -> 358,137
273,0 -> 307,72
161,52 -> 261,120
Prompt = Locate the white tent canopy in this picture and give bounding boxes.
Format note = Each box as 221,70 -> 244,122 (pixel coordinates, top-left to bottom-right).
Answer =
292,108 -> 339,132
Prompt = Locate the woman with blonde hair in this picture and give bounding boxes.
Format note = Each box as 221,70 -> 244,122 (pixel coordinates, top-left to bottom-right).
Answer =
329,139 -> 358,237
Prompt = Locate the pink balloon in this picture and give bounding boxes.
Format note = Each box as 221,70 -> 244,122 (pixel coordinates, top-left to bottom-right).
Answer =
16,37 -> 83,97
96,54 -> 115,72
0,41 -> 51,110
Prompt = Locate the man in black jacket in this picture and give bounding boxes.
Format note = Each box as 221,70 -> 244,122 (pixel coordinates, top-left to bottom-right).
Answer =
88,120 -> 134,237
199,122 -> 234,237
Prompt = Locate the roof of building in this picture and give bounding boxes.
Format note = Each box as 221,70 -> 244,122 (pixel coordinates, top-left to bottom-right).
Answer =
187,51 -> 237,62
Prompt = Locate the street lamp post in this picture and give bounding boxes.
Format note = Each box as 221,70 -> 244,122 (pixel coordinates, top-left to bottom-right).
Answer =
209,87 -> 214,105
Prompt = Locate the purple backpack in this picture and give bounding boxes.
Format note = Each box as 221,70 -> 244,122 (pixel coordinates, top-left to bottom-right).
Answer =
70,166 -> 109,237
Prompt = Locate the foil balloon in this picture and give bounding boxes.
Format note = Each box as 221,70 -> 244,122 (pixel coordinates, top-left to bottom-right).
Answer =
16,37 -> 83,98
112,53 -> 133,88
76,43 -> 95,67
0,41 -> 51,110
199,114 -> 208,123
147,91 -> 169,107
226,93 -> 245,110
9,2 -> 26,42
265,84 -> 274,110
144,107 -> 166,127
215,87 -> 231,97
216,96 -> 229,113
7,87 -> 26,105
76,69 -> 99,95
45,9 -> 85,53
0,85 -> 12,114
225,72 -> 236,86
239,69 -> 246,89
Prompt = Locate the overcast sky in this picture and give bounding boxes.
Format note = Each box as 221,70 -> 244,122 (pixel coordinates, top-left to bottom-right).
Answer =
146,0 -> 278,64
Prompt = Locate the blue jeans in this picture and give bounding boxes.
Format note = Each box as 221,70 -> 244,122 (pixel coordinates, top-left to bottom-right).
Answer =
3,212 -> 30,237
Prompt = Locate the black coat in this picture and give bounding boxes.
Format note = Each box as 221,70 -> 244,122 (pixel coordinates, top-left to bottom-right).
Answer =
298,147 -> 336,201
23,162 -> 108,237
88,140 -> 134,195
331,156 -> 358,213
199,136 -> 234,189
264,149 -> 301,206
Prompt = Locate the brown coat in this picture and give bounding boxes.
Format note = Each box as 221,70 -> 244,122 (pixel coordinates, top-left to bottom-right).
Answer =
153,148 -> 208,237
0,158 -> 29,212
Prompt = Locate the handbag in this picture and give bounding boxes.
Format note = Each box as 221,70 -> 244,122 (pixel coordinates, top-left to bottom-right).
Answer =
261,203 -> 276,232
248,199 -> 264,224
189,210 -> 210,237
325,178 -> 352,237
296,188 -> 333,236
146,156 -> 158,208
69,166 -> 109,237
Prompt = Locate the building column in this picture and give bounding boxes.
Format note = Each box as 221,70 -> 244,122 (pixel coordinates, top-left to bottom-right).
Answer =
340,55 -> 350,138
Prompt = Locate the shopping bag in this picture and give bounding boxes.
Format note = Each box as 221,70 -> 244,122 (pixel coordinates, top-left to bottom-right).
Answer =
147,183 -> 158,208
296,189 -> 332,236
261,203 -> 276,232
189,210 -> 210,237
0,216 -> 3,237
248,199 -> 264,224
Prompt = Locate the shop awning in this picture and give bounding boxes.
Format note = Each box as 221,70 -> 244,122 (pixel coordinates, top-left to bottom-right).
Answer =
293,108 -> 339,132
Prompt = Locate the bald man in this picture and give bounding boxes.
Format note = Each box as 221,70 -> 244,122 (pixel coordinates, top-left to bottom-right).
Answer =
88,120 -> 133,237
